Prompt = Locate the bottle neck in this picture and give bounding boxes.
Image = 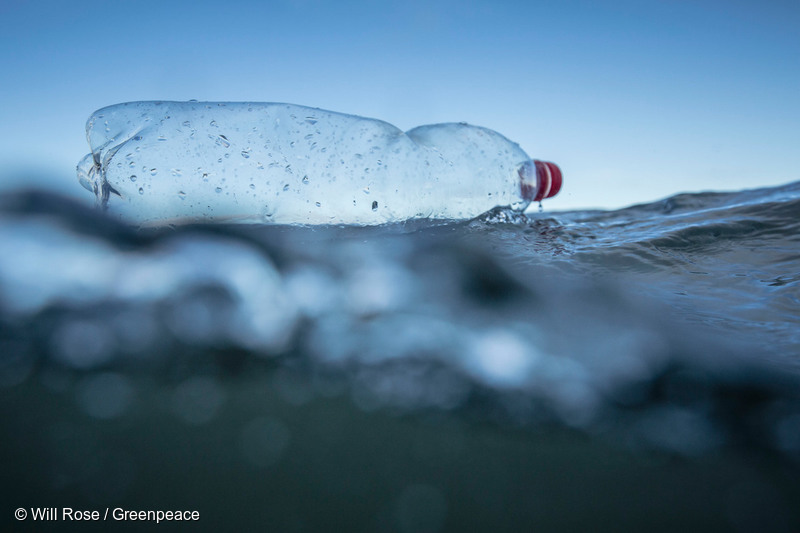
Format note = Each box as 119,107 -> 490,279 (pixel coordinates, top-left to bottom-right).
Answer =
518,160 -> 562,202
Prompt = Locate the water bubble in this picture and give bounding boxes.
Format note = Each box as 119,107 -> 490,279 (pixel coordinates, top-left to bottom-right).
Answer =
51,320 -> 116,368
469,330 -> 534,388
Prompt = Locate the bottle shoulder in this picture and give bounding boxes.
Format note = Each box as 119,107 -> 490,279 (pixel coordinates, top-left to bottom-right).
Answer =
405,122 -> 529,161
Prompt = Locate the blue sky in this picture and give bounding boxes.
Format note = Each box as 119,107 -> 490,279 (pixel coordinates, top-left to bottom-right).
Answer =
0,0 -> 797,210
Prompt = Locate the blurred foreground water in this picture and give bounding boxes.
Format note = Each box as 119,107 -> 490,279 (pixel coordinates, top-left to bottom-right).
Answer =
1,181 -> 800,531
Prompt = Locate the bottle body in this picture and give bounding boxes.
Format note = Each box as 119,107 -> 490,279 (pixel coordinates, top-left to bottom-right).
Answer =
77,101 -> 557,225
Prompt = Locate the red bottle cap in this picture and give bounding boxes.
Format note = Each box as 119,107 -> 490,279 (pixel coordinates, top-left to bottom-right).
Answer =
533,160 -> 562,201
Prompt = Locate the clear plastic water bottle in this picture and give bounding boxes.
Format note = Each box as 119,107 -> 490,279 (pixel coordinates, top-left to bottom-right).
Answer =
77,101 -> 562,225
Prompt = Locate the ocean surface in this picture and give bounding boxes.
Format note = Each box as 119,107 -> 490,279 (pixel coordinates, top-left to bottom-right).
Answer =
1,181 -> 799,532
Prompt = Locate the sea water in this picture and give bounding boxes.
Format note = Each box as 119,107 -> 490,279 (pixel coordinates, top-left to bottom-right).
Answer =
0,181 -> 799,531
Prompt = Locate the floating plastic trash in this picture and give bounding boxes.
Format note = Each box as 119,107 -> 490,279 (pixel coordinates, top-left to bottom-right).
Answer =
77,101 -> 562,225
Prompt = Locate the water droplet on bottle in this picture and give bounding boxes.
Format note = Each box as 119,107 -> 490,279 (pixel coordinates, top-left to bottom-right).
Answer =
362,187 -> 370,195
129,161 -> 135,168
129,175 -> 137,182
302,176 -> 309,185
241,149 -> 250,159
210,120 -> 218,127
218,135 -> 230,148
150,168 -> 157,176
182,120 -> 191,127
249,183 -> 255,190
138,187 -> 144,195
157,135 -> 167,142
372,201 -> 378,211
315,202 -> 321,207
171,168 -> 182,177
538,201 -> 543,213
289,141 -> 296,148
215,187 -> 223,193
283,184 -> 290,192
178,191 -> 186,200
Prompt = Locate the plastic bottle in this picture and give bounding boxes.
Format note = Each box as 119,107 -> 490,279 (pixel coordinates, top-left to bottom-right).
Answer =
77,101 -> 562,225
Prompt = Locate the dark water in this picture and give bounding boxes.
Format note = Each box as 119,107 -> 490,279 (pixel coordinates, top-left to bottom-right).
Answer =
1,182 -> 799,532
